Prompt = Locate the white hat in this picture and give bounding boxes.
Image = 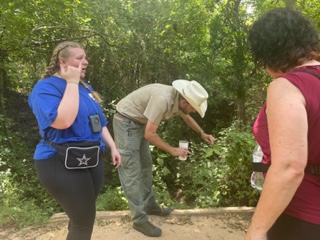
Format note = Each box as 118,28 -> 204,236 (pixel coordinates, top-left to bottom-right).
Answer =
172,80 -> 208,118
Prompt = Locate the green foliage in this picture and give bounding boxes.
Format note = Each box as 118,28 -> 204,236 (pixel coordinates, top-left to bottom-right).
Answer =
3,0 -> 320,229
0,169 -> 53,227
96,187 -> 128,211
151,121 -> 260,209
210,122 -> 260,206
152,149 -> 180,208
0,110 -> 59,227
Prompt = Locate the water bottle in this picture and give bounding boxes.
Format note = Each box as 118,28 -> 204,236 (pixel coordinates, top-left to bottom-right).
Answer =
250,144 -> 264,191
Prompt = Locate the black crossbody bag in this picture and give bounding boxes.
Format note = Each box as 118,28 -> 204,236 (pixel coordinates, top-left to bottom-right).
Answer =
45,139 -> 100,170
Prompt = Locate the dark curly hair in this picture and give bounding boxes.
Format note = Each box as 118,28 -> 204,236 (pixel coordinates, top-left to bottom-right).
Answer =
248,7 -> 320,72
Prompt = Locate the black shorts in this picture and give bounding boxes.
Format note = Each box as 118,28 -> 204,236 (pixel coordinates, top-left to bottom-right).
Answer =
268,213 -> 320,240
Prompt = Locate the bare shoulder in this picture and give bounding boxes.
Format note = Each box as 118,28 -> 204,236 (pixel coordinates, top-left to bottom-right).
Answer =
267,77 -> 305,105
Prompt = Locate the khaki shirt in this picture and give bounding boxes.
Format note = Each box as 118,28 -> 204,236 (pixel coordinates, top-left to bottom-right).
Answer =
116,84 -> 180,125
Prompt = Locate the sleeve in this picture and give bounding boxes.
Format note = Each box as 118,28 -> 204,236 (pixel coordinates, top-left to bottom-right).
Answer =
143,95 -> 168,125
28,81 -> 63,132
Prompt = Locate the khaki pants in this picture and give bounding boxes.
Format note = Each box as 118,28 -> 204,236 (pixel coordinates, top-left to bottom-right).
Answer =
113,113 -> 158,223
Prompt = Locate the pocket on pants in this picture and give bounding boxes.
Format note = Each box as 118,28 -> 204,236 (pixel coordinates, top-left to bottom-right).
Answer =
118,148 -> 140,172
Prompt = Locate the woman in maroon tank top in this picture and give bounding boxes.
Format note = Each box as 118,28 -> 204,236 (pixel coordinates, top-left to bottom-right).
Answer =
245,8 -> 320,240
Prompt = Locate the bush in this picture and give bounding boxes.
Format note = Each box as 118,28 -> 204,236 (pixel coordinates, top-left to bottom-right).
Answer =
0,113 -> 58,228
151,121 -> 260,208
210,122 -> 260,206
0,169 -> 53,227
96,187 -> 128,211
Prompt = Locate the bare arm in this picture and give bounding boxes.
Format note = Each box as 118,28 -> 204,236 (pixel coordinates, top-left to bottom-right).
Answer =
244,78 -> 308,240
101,126 -> 121,168
179,112 -> 214,144
144,120 -> 190,158
51,64 -> 82,129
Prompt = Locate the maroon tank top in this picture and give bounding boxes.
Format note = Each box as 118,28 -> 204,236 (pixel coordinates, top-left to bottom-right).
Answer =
252,65 -> 320,224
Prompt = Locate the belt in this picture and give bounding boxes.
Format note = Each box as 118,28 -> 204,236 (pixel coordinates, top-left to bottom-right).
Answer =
114,111 -> 144,125
253,162 -> 320,176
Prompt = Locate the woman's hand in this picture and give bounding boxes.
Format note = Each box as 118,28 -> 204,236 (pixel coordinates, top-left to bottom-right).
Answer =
60,63 -> 82,84
244,224 -> 267,240
111,148 -> 121,168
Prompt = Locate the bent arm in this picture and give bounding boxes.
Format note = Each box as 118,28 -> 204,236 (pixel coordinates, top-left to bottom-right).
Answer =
144,120 -> 189,157
51,83 -> 79,129
51,65 -> 82,129
179,113 -> 214,144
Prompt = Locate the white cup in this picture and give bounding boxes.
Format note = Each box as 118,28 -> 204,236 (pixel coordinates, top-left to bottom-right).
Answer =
179,140 -> 189,160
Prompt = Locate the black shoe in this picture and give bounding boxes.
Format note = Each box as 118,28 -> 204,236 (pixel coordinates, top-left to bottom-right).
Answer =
145,206 -> 173,216
133,221 -> 162,237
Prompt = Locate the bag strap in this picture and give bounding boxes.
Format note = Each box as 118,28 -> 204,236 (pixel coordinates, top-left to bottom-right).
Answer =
252,162 -> 270,172
44,138 -> 100,148
253,163 -> 320,176
291,68 -> 320,79
44,138 -> 66,150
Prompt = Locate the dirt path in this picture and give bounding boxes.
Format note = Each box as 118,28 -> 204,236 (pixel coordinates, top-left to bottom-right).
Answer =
1,207 -> 253,240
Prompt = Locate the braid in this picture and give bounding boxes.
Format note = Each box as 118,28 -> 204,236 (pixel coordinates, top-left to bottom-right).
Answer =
80,81 -> 103,104
91,90 -> 103,104
42,41 -> 82,78
42,54 -> 59,78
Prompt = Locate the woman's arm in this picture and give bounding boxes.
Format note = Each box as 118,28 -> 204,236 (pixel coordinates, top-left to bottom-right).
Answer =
101,126 -> 121,168
244,78 -> 308,240
51,64 -> 82,129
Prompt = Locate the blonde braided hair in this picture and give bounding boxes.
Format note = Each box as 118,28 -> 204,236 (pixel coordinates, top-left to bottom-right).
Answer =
42,41 -> 102,103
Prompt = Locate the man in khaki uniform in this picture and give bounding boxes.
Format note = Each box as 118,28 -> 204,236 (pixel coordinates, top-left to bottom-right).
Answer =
113,80 -> 214,237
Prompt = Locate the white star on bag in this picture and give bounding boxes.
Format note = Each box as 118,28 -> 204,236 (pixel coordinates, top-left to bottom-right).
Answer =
76,154 -> 92,166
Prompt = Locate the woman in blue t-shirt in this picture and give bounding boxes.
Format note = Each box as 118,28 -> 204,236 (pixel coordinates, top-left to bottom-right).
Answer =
28,41 -> 121,240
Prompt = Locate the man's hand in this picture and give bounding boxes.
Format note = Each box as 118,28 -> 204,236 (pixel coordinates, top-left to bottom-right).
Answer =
201,132 -> 215,144
169,147 -> 191,159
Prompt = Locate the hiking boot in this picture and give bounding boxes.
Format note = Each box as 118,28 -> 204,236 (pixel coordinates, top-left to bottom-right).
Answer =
133,221 -> 162,237
145,205 -> 173,216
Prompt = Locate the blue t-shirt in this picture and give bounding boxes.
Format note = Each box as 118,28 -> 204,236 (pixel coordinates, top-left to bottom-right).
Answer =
28,76 -> 107,160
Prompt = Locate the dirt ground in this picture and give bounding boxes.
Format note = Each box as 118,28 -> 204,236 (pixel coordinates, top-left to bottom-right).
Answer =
0,207 -> 253,240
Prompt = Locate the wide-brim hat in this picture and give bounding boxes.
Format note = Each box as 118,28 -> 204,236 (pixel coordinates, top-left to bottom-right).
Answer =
172,79 -> 208,118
